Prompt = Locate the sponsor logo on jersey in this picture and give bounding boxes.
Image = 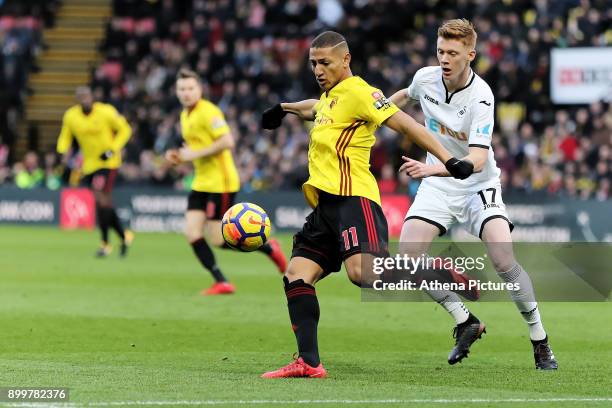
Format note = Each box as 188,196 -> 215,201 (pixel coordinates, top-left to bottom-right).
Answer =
425,116 -> 468,141
424,94 -> 439,105
373,95 -> 392,110
372,91 -> 392,110
211,117 -> 227,130
475,124 -> 492,137
314,113 -> 334,126
479,100 -> 491,106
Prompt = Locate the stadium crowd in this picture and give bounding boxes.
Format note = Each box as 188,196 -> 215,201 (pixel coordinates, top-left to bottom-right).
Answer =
1,0 -> 610,200
0,0 -> 59,161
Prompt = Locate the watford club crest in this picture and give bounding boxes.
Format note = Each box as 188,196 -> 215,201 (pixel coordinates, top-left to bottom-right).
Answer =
329,97 -> 338,110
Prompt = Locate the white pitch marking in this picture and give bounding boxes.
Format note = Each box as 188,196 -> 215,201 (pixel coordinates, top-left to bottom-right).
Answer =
4,397 -> 612,407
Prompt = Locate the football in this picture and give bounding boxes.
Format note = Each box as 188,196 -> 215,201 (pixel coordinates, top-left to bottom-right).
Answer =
221,202 -> 271,252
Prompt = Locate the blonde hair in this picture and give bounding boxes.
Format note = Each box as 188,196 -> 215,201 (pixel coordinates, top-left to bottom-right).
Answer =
176,68 -> 201,82
437,19 -> 477,49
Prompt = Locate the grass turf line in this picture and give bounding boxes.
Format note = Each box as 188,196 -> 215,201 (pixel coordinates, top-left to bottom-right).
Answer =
0,226 -> 610,407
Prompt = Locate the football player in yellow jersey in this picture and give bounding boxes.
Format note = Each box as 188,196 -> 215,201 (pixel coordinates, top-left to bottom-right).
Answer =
56,86 -> 133,258
259,31 -> 474,378
165,69 -> 287,296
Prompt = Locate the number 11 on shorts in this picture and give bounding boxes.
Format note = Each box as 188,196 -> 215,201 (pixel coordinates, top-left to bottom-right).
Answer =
342,227 -> 358,250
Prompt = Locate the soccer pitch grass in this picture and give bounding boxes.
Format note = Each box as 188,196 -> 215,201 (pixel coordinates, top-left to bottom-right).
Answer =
0,226 -> 610,408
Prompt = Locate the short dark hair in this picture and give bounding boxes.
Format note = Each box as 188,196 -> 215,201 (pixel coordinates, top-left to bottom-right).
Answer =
75,86 -> 92,96
176,68 -> 201,82
311,31 -> 347,49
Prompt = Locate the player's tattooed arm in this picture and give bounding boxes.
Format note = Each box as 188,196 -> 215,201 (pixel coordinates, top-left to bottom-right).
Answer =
385,111 -> 451,163
281,99 -> 319,121
384,112 -> 473,179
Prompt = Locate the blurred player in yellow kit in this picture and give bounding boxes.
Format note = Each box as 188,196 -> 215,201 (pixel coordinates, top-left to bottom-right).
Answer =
57,86 -> 133,258
166,69 -> 287,295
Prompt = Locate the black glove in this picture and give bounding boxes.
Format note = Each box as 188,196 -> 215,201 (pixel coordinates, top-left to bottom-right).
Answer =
100,150 -> 114,160
445,157 -> 474,180
261,104 -> 287,129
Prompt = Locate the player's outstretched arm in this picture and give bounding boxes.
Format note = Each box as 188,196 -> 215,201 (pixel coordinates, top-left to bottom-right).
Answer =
399,147 -> 488,179
261,99 -> 318,129
177,132 -> 235,163
384,111 -> 473,179
281,99 -> 318,121
110,113 -> 132,152
56,113 -> 73,156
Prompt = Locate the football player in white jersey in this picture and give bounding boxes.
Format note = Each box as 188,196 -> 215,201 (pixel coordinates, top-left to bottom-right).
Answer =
390,19 -> 557,370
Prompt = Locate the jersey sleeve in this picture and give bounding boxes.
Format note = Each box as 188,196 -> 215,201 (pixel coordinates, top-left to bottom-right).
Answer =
106,105 -> 132,151
355,87 -> 400,127
468,94 -> 495,149
406,70 -> 423,101
56,111 -> 73,154
406,68 -> 425,101
205,104 -> 231,139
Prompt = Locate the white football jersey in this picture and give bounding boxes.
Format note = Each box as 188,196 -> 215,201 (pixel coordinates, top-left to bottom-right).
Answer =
406,66 -> 501,195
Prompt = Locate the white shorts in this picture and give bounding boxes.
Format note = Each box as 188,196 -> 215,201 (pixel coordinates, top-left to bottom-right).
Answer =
405,184 -> 514,238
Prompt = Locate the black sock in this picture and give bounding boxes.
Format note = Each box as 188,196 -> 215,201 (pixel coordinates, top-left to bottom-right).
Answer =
190,238 -> 227,282
531,335 -> 548,347
258,242 -> 273,255
96,206 -> 111,243
459,312 -> 480,327
284,277 -> 320,366
109,208 -> 125,241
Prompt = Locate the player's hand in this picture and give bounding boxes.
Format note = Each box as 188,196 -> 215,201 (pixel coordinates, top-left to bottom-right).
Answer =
399,156 -> 434,179
261,104 -> 287,129
165,149 -> 181,165
178,145 -> 199,162
445,157 -> 474,180
99,150 -> 114,160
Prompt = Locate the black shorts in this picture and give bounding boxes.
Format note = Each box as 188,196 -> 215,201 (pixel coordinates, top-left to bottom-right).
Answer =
292,192 -> 389,275
187,191 -> 237,220
82,168 -> 118,193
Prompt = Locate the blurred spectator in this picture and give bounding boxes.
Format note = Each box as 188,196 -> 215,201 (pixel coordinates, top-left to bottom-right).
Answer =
14,150 -> 43,188
378,163 -> 399,194
43,151 -> 62,190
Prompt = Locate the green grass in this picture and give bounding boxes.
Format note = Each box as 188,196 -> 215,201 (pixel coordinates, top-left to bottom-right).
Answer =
0,226 -> 610,407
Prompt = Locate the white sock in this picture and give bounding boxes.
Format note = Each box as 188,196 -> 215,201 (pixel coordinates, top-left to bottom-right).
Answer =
497,263 -> 547,341
427,289 -> 470,324
521,304 -> 547,341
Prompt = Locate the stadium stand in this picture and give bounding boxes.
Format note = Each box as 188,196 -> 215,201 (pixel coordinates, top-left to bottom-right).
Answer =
0,0 -> 59,160
1,0 -> 610,200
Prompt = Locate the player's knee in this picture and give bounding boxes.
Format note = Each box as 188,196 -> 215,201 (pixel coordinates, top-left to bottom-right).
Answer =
284,264 -> 319,285
98,192 -> 113,207
209,237 -> 225,248
284,265 -> 301,282
346,264 -> 362,287
205,224 -> 225,247
184,225 -> 202,243
491,256 -> 516,273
